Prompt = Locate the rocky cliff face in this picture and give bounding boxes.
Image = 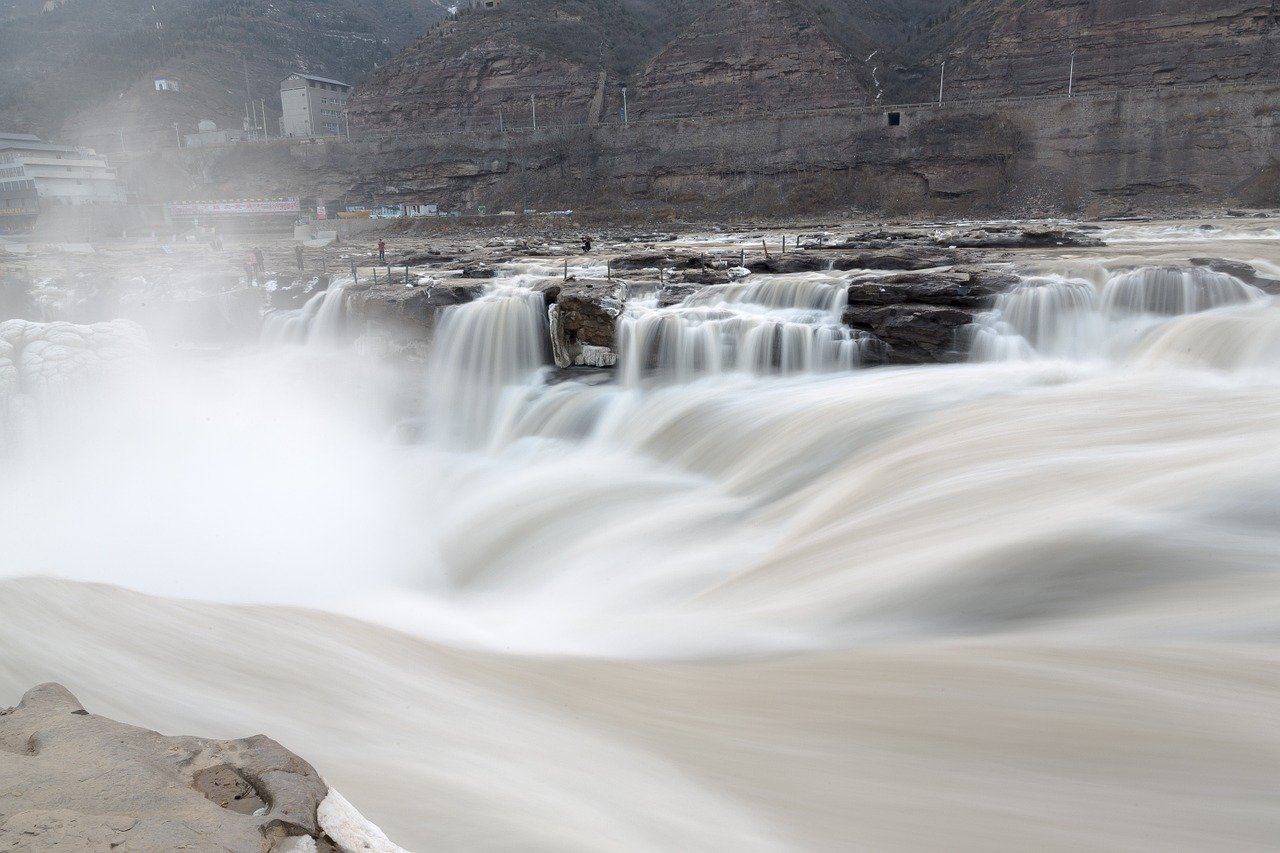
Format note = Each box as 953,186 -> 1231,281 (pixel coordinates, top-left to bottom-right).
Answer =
347,0 -> 946,134
901,0 -> 1280,100
350,37 -> 605,133
632,0 -> 873,118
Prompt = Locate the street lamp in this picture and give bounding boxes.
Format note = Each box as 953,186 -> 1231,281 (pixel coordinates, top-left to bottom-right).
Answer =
938,60 -> 946,106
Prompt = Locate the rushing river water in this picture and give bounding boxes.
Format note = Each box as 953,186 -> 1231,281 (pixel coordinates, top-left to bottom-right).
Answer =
2,225 -> 1280,850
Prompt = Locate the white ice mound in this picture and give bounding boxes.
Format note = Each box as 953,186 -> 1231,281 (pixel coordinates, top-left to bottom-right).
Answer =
0,318 -> 149,444
317,788 -> 412,853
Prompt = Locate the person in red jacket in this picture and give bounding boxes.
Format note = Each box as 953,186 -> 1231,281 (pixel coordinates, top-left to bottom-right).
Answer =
377,238 -> 386,262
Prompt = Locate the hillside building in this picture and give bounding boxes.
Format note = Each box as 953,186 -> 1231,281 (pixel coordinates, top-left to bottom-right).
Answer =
0,133 -> 124,231
280,73 -> 351,138
184,120 -> 249,148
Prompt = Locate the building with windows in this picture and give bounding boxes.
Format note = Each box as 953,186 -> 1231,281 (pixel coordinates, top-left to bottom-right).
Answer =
280,73 -> 351,138
0,133 -> 124,231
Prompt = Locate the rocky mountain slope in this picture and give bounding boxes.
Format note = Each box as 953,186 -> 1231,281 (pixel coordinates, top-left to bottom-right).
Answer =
0,0 -> 450,142
347,0 -> 952,132
900,0 -> 1280,100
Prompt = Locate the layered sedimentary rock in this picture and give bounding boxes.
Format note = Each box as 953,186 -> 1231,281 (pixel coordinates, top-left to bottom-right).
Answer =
349,38 -> 605,133
632,0 -> 872,118
543,280 -> 625,367
903,0 -> 1280,100
843,268 -> 1020,364
347,0 -> 917,135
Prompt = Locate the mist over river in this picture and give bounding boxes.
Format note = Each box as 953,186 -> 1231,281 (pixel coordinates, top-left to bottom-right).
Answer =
2,223 -> 1280,850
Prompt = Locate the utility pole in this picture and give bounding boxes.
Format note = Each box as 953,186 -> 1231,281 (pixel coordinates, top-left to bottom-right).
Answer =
260,98 -> 267,137
344,110 -> 351,142
622,86 -> 629,126
173,123 -> 181,148
498,107 -> 505,133
531,94 -> 537,129
938,60 -> 946,106
1068,51 -> 1076,98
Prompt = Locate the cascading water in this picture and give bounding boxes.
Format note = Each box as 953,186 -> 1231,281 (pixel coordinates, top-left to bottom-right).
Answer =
425,283 -> 551,447
261,277 -> 353,346
971,266 -> 1267,361
5,227 -> 1280,851
618,273 -> 869,384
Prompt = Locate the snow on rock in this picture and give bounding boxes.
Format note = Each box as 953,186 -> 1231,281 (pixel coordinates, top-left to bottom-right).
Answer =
317,788 -> 411,853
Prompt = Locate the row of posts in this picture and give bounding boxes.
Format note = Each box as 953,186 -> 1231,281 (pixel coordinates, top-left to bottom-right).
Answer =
308,234 -> 798,289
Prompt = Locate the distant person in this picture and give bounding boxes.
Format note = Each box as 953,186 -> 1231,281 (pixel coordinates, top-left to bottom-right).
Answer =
377,238 -> 386,262
582,236 -> 592,253
245,256 -> 257,284
253,246 -> 266,272
295,243 -> 305,272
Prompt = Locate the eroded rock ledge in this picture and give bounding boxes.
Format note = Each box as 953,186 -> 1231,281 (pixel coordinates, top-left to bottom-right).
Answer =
0,683 -> 406,853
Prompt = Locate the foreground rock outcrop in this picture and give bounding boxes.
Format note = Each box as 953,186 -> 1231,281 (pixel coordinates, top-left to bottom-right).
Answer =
0,683 -> 405,853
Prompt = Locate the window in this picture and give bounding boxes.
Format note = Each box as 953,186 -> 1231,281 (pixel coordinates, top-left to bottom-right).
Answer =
887,112 -> 901,126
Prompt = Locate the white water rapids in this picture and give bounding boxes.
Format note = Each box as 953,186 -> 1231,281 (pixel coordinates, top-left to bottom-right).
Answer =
2,236 -> 1280,850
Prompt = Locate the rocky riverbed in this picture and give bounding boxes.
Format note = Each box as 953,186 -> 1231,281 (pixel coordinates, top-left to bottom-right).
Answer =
5,217 -> 1280,369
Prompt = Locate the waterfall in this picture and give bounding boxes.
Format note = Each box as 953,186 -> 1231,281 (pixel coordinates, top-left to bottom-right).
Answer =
618,274 -> 868,385
261,278 -> 352,346
972,266 -> 1266,362
1100,267 -> 1260,316
425,285 -> 551,447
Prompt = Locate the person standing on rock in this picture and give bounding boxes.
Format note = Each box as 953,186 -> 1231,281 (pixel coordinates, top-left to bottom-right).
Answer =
252,246 -> 266,274
378,238 -> 386,263
582,235 -> 592,253
295,243 -> 305,272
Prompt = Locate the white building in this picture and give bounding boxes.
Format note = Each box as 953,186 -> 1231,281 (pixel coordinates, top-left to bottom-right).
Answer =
280,73 -> 351,138
0,133 -> 124,209
184,119 -> 249,148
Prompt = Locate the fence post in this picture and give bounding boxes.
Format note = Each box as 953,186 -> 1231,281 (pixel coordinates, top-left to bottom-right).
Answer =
373,267 -> 378,284
405,263 -> 410,285
350,260 -> 357,282
564,258 -> 568,281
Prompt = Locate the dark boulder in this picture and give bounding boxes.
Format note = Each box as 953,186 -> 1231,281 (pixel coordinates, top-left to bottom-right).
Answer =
846,269 -> 1018,309
830,248 -> 959,271
934,228 -> 1105,249
844,304 -> 979,365
548,280 -> 624,368
1189,257 -> 1280,293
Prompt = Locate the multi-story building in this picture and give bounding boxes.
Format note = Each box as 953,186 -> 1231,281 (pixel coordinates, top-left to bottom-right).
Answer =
280,73 -> 351,138
0,133 -> 124,232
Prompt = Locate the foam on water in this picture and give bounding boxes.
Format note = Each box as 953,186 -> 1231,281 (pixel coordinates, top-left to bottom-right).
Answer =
3,250 -> 1280,850
971,265 -> 1269,362
618,273 -> 869,384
